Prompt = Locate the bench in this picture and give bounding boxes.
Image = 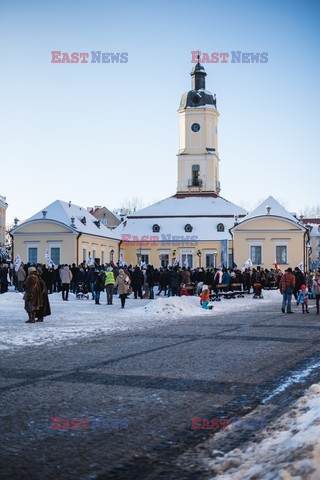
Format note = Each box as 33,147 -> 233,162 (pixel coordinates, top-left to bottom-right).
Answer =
211,284 -> 244,300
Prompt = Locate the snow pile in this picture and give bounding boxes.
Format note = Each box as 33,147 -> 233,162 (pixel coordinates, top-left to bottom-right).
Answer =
207,383 -> 320,480
143,296 -> 212,318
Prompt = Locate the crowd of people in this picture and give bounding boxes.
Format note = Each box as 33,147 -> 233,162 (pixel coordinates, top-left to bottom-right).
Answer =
0,261 -> 320,320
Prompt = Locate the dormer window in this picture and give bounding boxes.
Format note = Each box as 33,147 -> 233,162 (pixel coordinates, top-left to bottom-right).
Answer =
152,224 -> 160,233
185,224 -> 193,233
81,216 -> 86,225
94,220 -> 100,228
217,223 -> 224,232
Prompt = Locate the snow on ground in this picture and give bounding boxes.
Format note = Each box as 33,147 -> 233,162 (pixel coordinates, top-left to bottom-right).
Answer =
207,383 -> 320,480
0,289 -> 280,353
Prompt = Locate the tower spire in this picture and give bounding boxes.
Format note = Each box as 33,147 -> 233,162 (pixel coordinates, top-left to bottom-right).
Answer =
190,59 -> 207,90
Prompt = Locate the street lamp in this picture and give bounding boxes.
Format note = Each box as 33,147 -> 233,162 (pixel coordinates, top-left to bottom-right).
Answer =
197,249 -> 202,268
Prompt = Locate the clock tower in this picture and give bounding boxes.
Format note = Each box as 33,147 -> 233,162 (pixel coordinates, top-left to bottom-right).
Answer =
177,61 -> 220,194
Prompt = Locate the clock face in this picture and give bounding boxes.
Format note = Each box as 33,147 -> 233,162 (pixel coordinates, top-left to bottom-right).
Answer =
191,123 -> 200,133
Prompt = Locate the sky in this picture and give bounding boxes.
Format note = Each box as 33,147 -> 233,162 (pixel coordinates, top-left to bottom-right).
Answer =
1,0 -> 320,224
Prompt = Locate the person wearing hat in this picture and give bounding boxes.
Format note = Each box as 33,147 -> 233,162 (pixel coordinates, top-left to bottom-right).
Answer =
23,267 -> 51,323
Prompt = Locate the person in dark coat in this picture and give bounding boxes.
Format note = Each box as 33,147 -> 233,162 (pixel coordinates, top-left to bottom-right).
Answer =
0,264 -> 9,294
170,267 -> 179,296
294,267 -> 306,300
131,266 -> 144,299
146,265 -> 155,299
157,268 -> 168,296
93,269 -> 104,305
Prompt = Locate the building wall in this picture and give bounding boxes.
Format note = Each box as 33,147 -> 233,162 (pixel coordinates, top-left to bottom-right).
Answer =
79,234 -> 120,265
0,195 -> 8,247
122,240 -> 231,269
233,216 -> 307,270
13,221 -> 120,266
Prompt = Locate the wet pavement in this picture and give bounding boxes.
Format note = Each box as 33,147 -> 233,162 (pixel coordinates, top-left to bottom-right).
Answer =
1,300 -> 320,479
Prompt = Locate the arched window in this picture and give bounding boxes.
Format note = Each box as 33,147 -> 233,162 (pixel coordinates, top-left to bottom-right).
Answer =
185,224 -> 193,233
152,224 -> 160,233
217,223 -> 224,232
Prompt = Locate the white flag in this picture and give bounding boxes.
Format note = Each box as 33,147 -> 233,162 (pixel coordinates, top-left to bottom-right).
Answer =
242,258 -> 253,270
297,262 -> 304,273
14,254 -> 21,272
45,248 -> 55,267
87,256 -> 94,266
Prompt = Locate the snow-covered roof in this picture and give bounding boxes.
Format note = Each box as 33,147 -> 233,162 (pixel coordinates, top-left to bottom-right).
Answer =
127,195 -> 247,218
239,196 -> 302,224
114,195 -> 247,241
14,200 -> 121,240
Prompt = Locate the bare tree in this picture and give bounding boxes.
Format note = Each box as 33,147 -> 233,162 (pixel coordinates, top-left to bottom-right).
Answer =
300,204 -> 320,218
113,197 -> 146,216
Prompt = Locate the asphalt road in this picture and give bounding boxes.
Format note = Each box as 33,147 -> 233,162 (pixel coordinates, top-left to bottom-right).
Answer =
1,299 -> 320,480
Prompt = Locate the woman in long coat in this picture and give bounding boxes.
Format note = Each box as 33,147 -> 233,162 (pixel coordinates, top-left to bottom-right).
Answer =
114,269 -> 131,309
24,267 -> 51,323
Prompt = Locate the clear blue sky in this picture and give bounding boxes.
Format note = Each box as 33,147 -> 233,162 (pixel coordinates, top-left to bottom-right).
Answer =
1,0 -> 319,223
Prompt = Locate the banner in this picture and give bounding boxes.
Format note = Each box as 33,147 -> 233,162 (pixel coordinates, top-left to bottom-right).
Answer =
14,254 -> 21,272
221,239 -> 228,268
45,248 -> 55,267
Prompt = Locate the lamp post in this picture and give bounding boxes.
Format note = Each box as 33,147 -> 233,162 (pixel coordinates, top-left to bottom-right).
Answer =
197,249 -> 202,268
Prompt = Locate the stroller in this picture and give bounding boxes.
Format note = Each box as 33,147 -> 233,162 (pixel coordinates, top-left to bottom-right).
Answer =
253,282 -> 264,299
76,282 -> 90,300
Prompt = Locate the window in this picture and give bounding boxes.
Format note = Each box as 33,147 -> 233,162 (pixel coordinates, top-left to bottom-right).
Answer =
181,254 -> 193,268
228,249 -> 233,269
152,224 -> 160,233
83,248 -> 87,262
101,250 -> 105,265
28,247 -> 38,264
206,254 -> 214,268
250,246 -> 262,265
160,254 -> 169,267
217,223 -> 224,232
184,224 -> 193,233
50,247 -> 60,266
192,165 -> 200,186
92,249 -> 96,259
141,254 -> 149,265
276,245 -> 287,264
